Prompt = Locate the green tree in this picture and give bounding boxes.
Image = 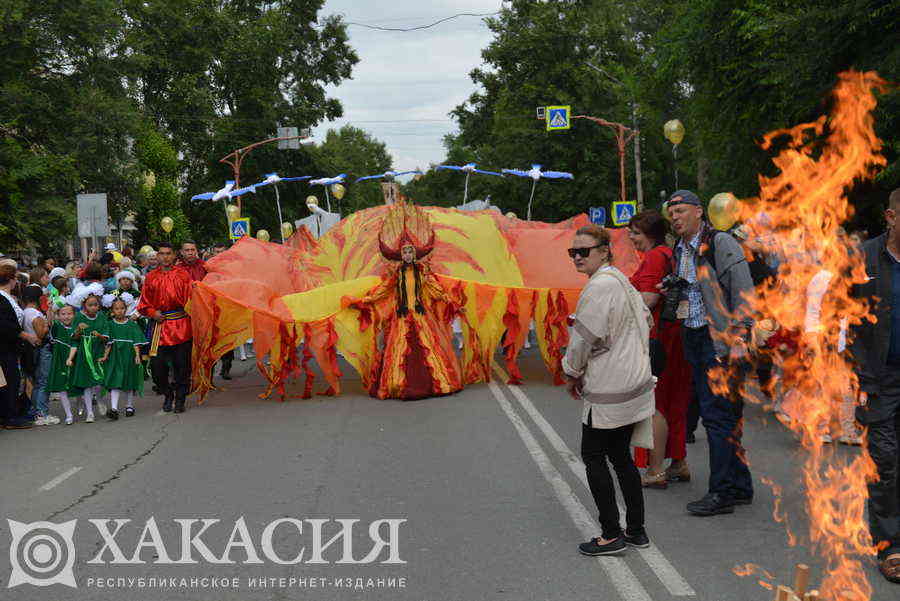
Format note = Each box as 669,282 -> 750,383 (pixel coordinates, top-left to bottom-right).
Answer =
131,127 -> 191,247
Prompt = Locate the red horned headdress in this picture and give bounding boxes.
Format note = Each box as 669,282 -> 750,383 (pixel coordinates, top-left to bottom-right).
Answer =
378,201 -> 436,261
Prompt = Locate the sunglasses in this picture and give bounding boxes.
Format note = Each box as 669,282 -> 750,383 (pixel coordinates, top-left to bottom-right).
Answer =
567,245 -> 604,259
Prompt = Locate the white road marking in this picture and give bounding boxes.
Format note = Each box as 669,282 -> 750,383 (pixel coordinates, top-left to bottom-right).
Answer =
493,363 -> 696,597
39,466 -> 82,491
488,380 -> 653,601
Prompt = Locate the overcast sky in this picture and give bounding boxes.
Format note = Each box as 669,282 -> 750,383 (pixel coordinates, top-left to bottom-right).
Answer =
313,1 -> 502,175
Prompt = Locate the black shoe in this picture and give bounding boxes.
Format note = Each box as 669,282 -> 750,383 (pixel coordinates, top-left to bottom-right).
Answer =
174,400 -> 186,414
220,371 -> 232,380
162,397 -> 173,412
106,408 -> 119,421
578,536 -> 626,556
624,532 -> 650,548
125,407 -> 135,417
731,495 -> 753,506
687,493 -> 735,516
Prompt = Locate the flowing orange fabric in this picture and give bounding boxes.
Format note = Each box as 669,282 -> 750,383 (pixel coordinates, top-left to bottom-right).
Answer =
188,206 -> 639,401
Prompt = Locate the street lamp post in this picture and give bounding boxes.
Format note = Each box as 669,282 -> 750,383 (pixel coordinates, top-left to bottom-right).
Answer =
219,133 -> 309,211
572,115 -> 636,206
585,61 -> 644,210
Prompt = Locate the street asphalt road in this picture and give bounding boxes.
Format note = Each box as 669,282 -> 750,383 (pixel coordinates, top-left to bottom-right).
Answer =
1,348 -> 894,601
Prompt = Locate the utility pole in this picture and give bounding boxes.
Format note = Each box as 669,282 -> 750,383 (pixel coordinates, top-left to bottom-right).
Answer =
586,61 -> 644,210
219,130 -> 310,211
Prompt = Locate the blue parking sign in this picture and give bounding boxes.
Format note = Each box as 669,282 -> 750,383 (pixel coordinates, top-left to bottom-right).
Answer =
589,207 -> 606,225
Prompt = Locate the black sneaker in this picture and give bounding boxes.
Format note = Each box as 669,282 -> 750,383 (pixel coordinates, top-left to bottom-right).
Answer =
162,396 -> 173,412
174,400 -> 186,414
686,493 -> 735,516
220,370 -> 232,380
106,408 -> 119,421
624,532 -> 650,548
578,536 -> 626,556
125,407 -> 135,417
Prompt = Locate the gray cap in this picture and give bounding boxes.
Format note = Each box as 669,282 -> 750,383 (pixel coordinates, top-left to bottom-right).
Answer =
667,190 -> 702,207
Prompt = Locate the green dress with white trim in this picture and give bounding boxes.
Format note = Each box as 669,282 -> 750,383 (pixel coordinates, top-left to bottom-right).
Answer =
101,319 -> 146,392
47,321 -> 77,393
70,311 -> 109,390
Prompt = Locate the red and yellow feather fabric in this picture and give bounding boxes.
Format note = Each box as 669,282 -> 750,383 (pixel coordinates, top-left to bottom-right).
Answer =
188,206 -> 639,401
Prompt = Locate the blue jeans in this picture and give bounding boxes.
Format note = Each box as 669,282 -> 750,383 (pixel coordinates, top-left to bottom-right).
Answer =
682,326 -> 754,501
30,345 -> 52,417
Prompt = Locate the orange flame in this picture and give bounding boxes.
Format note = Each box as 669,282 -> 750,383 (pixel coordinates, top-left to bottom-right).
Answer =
711,70 -> 889,601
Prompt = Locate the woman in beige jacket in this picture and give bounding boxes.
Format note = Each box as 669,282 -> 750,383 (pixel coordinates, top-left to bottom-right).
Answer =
562,224 -> 656,556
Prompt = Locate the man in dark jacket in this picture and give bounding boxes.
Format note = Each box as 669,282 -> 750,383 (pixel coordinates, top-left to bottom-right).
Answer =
666,190 -> 757,517
851,188 -> 900,584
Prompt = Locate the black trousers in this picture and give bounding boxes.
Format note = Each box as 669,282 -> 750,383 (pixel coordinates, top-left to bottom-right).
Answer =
859,367 -> 900,559
581,413 -> 645,540
0,350 -> 26,426
220,349 -> 234,374
151,341 -> 191,403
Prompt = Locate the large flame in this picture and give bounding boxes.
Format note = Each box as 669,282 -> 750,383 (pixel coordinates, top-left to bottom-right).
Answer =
712,70 -> 889,600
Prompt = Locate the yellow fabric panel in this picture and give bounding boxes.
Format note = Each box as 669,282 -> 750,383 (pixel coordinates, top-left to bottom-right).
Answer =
280,276 -> 382,323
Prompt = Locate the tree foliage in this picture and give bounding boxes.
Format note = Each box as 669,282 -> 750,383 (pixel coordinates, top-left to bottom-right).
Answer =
410,0 -> 898,230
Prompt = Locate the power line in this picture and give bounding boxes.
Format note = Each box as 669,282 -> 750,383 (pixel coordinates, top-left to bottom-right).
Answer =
339,11 -> 500,32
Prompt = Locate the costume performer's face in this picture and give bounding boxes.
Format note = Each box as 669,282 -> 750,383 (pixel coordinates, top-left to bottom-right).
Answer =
157,246 -> 176,267
58,306 -> 74,326
181,243 -> 199,263
83,296 -> 100,317
401,245 -> 416,264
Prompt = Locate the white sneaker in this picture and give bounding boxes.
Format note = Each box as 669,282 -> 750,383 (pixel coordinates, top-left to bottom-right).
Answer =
85,414 -> 95,423
46,415 -> 61,425
65,417 -> 74,425
33,416 -> 50,426
96,402 -> 107,415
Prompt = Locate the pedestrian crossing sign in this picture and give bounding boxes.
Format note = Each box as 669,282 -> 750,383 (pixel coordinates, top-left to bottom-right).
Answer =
545,105 -> 571,131
229,218 -> 251,241
611,201 -> 636,226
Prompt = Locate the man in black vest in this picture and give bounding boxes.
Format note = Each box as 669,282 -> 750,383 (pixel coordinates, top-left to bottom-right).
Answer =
852,188 -> 900,584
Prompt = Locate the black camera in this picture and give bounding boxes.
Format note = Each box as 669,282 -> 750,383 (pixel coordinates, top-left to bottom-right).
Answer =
660,274 -> 688,322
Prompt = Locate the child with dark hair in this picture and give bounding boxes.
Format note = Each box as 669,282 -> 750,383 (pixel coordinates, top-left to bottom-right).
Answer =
100,297 -> 145,419
22,286 -> 58,425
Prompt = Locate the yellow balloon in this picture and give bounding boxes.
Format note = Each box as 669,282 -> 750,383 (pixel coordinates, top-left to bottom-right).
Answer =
225,204 -> 240,220
664,119 -> 685,145
139,245 -> 154,255
306,195 -> 318,208
661,200 -> 672,222
505,211 -> 517,219
708,192 -> 740,231
256,229 -> 270,242
160,216 -> 174,233
331,183 -> 346,200
281,222 -> 294,239
111,251 -> 123,263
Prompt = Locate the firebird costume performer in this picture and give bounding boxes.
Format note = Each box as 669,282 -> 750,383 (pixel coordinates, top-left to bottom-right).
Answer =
346,203 -> 464,400
137,244 -> 193,413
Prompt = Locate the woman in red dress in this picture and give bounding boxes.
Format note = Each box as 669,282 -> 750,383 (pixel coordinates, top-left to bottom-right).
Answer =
628,211 -> 693,488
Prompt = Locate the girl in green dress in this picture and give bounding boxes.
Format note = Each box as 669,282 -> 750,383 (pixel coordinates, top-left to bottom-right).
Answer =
70,285 -> 109,423
47,304 -> 79,425
99,297 -> 146,420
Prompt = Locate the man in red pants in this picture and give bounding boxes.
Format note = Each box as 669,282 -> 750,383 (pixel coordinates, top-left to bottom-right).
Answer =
137,241 -> 193,413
